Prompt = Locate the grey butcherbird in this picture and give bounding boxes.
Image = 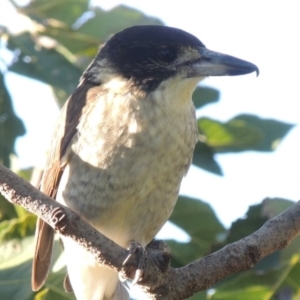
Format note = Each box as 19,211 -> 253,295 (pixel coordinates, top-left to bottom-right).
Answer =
32,25 -> 258,300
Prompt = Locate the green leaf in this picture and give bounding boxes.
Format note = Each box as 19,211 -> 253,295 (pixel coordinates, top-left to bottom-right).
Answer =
198,116 -> 262,152
186,290 -> 208,300
211,270 -> 277,300
20,0 -> 89,27
167,240 -> 204,268
7,4 -> 165,107
0,195 -> 18,222
171,196 -> 225,242
227,198 -> 294,245
226,203 -> 267,244
35,287 -> 75,300
223,199 -> 295,275
261,198 -> 294,220
198,114 -> 294,153
45,4 -> 164,56
229,114 -> 294,151
32,270 -> 75,300
0,237 -> 36,300
17,3 -> 163,57
192,141 -> 222,175
78,5 -> 163,42
192,86 -> 220,109
7,32 -> 82,96
17,167 -> 34,182
0,72 -> 26,167
169,196 -> 225,266
0,259 -> 33,300
0,236 -> 66,300
0,236 -> 35,270
211,248 -> 300,300
0,214 -> 37,242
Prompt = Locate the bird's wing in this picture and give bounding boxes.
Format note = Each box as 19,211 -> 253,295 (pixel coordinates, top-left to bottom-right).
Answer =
31,82 -> 97,291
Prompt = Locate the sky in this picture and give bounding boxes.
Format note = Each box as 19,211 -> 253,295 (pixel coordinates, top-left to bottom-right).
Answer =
1,0 -> 299,232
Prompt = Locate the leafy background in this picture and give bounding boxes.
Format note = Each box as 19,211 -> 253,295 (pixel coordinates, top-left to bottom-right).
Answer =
0,0 -> 299,299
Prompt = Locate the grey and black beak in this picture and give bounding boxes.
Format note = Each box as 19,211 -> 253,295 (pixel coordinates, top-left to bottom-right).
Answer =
189,47 -> 259,77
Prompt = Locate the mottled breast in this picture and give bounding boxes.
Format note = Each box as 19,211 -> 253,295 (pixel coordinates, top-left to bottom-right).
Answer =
57,76 -> 198,247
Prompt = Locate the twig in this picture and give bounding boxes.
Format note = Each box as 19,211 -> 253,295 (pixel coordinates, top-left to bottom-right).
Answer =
1,163 -> 300,299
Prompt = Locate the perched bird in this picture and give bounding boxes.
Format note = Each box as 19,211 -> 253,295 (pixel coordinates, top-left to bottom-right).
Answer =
32,25 -> 258,300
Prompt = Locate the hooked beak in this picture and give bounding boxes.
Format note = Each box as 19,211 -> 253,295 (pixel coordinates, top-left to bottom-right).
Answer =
188,47 -> 259,77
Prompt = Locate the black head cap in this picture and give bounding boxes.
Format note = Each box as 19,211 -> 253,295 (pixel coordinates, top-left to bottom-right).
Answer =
83,25 -> 258,91
97,26 -> 205,85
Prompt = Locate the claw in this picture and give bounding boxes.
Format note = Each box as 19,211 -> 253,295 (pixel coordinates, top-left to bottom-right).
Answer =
122,240 -> 146,284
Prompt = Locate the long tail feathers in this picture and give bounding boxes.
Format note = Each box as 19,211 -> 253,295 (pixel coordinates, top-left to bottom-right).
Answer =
32,219 -> 55,291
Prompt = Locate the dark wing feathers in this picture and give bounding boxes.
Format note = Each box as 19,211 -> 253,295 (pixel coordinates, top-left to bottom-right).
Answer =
32,82 -> 99,291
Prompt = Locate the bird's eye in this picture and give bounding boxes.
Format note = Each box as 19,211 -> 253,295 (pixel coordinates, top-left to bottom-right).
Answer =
158,48 -> 177,64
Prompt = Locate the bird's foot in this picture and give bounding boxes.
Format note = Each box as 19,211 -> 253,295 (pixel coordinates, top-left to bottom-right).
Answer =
121,239 -> 171,285
122,240 -> 146,285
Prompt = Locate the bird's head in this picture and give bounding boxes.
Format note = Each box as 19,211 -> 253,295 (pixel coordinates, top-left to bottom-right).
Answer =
83,25 -> 258,94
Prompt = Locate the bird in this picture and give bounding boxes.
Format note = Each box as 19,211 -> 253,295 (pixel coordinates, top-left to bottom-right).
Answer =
31,25 -> 258,300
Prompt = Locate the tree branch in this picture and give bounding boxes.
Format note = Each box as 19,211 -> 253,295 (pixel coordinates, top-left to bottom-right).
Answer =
1,163 -> 300,300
